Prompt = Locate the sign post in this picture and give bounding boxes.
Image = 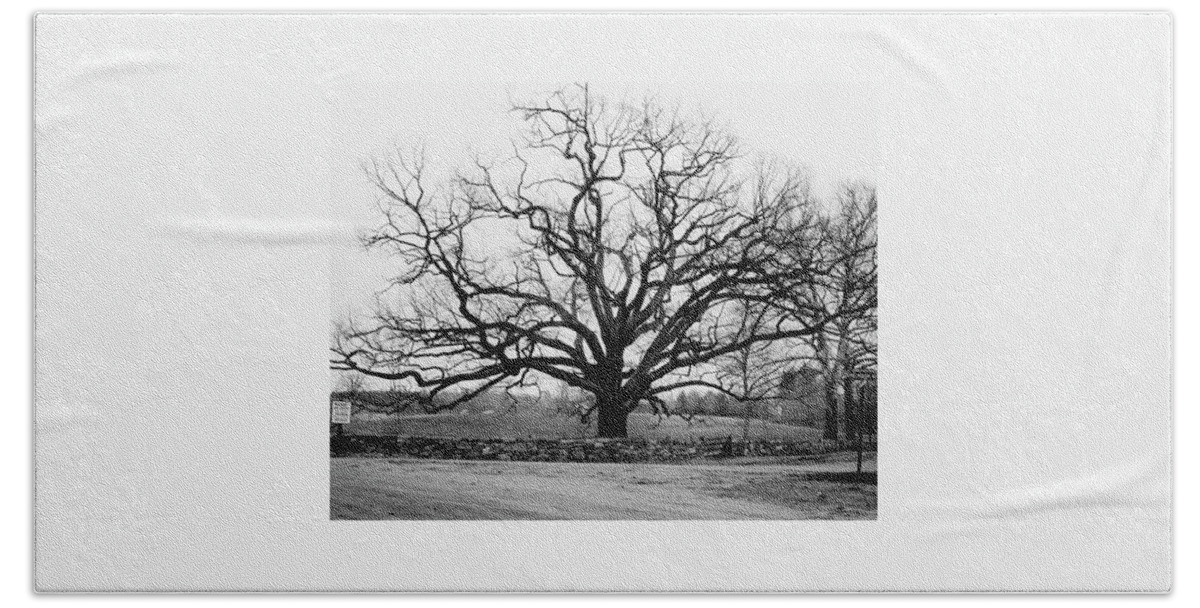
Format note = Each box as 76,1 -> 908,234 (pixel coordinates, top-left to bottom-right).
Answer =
331,400 -> 352,435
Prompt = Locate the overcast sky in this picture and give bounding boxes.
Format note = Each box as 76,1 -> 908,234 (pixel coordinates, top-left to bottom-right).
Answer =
324,16 -> 882,323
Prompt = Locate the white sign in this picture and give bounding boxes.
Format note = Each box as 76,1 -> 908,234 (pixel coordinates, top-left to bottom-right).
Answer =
330,401 -> 352,425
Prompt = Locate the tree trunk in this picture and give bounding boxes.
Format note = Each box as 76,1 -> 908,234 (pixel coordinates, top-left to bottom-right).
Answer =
596,396 -> 629,438
843,375 -> 858,441
823,376 -> 840,440
845,375 -> 863,471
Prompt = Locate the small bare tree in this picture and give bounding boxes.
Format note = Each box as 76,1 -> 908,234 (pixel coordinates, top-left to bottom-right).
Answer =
714,302 -> 792,448
335,371 -> 366,397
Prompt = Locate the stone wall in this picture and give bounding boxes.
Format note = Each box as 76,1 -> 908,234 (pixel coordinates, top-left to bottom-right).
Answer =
330,435 -> 877,462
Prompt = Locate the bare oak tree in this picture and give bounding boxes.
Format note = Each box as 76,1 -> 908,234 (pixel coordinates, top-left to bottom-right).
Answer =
331,85 -> 855,437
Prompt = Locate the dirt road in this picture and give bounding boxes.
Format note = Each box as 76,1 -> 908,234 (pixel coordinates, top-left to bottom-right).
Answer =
331,456 -> 876,520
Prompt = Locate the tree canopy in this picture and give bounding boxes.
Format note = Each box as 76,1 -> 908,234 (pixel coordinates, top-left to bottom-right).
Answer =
331,85 -> 876,437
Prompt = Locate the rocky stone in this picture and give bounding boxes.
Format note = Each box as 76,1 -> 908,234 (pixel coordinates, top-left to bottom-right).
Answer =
330,434 -> 875,462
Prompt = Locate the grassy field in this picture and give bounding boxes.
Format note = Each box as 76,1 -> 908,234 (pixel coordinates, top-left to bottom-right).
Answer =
343,408 -> 822,442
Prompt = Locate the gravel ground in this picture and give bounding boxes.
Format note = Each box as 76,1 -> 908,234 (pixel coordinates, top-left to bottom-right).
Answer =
331,454 -> 876,520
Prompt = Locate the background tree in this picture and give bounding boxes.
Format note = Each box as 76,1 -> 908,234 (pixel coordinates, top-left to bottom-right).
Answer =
790,183 -> 878,439
331,85 -> 851,438
713,302 -> 793,447
334,371 -> 366,399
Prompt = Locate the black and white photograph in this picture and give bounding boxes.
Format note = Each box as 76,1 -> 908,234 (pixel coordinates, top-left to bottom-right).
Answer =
327,80 -> 878,519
